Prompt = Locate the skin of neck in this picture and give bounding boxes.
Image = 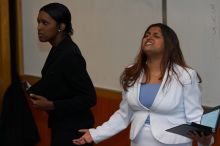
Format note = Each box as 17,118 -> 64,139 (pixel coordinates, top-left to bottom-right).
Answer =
50,32 -> 66,47
147,56 -> 163,74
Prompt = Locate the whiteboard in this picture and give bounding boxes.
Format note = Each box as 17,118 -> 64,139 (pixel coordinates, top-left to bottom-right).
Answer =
167,0 -> 220,106
22,0 -> 162,91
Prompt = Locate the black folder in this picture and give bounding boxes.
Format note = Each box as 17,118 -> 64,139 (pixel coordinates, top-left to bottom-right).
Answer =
166,105 -> 220,138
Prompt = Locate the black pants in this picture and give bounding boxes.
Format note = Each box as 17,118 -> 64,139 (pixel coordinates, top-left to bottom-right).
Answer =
51,128 -> 93,146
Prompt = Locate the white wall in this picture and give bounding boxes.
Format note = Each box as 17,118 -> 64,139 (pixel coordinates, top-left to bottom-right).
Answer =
22,0 -> 220,106
167,0 -> 220,106
21,0 -> 162,91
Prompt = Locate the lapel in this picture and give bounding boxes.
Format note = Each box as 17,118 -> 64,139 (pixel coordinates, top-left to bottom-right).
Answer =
127,71 -> 148,110
41,37 -> 70,76
41,47 -> 57,76
150,68 -> 169,111
127,68 -> 170,111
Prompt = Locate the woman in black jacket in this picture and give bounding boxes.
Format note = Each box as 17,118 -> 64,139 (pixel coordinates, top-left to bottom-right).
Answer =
28,3 -> 96,146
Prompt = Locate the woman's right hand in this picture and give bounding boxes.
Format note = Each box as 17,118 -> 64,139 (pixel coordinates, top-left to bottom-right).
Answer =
29,94 -> 55,111
72,129 -> 93,145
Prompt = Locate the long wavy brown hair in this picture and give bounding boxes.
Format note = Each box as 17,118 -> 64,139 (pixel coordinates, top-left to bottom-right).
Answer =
120,23 -> 201,91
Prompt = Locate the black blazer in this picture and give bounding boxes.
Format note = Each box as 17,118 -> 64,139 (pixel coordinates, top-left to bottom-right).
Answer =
29,36 -> 97,130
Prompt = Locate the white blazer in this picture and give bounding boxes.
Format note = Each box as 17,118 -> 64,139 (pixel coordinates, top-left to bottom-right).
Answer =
89,64 -> 203,144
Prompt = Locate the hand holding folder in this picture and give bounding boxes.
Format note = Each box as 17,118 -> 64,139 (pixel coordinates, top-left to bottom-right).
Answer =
166,105 -> 220,138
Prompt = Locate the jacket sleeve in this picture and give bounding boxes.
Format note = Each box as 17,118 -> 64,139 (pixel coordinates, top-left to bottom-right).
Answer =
89,91 -> 133,143
184,70 -> 214,146
183,69 -> 203,124
183,70 -> 214,146
53,53 -> 96,115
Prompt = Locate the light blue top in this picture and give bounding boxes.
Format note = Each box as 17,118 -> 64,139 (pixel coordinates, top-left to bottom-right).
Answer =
139,83 -> 160,124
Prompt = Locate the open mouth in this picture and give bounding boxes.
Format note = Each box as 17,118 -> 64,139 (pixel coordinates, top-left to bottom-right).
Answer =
145,41 -> 153,46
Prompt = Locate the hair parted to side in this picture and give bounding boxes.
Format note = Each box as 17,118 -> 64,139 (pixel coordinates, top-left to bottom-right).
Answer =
40,3 -> 73,36
120,23 -> 201,91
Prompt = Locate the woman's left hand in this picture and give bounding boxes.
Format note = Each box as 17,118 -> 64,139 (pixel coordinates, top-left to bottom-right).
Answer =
188,131 -> 212,146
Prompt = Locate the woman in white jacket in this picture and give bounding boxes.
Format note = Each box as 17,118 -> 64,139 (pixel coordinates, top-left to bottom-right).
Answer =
73,23 -> 213,146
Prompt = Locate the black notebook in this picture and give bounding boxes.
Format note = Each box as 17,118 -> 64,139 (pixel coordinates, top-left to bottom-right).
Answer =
166,105 -> 220,138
